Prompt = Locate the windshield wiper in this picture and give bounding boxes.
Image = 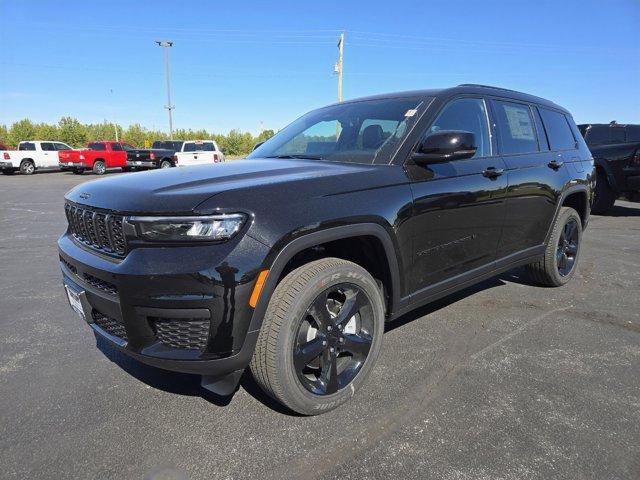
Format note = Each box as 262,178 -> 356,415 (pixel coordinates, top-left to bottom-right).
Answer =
264,154 -> 324,160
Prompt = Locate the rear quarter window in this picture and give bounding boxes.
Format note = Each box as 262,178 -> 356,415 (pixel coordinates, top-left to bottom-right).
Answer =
539,108 -> 576,151
88,143 -> 107,151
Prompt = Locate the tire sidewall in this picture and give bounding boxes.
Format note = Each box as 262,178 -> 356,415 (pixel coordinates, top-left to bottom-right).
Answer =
20,160 -> 35,175
274,262 -> 385,415
548,208 -> 582,285
93,161 -> 106,175
160,160 -> 172,169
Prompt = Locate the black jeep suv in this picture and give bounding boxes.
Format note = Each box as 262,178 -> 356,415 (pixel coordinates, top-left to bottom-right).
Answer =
578,122 -> 640,213
59,84 -> 594,415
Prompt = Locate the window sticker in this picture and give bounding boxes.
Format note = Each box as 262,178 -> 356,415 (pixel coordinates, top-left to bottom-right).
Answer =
404,109 -> 417,117
504,105 -> 534,140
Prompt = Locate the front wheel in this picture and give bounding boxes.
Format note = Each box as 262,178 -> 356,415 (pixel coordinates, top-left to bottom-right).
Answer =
159,159 -> 173,169
250,258 -> 385,415
525,206 -> 582,287
93,160 -> 106,175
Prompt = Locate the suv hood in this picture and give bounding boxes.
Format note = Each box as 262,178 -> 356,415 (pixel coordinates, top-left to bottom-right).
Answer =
65,158 -> 392,213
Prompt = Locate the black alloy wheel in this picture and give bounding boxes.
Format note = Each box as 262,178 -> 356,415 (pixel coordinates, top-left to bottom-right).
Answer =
293,284 -> 373,395
556,218 -> 579,277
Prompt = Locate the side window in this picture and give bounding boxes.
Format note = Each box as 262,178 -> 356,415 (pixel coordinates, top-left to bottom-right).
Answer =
19,142 -> 36,151
539,108 -> 576,151
492,100 -> 538,155
533,107 -> 550,151
110,143 -> 123,151
610,128 -> 626,144
627,126 -> 640,142
427,98 -> 491,158
54,143 -> 71,151
41,142 -> 55,151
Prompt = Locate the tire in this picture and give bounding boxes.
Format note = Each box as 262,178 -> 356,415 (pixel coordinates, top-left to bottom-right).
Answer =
591,169 -> 616,214
20,160 -> 35,175
93,160 -> 106,175
160,159 -> 173,169
250,258 -> 385,415
526,206 -> 582,287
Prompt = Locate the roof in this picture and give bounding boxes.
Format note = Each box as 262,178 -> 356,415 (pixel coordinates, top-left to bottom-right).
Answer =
338,84 -> 569,113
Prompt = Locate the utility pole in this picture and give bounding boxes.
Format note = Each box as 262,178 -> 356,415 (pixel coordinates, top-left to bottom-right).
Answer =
335,33 -> 345,102
109,89 -> 119,141
155,40 -> 175,139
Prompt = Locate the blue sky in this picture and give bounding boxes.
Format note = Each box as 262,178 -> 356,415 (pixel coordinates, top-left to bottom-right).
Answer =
1,0 -> 638,134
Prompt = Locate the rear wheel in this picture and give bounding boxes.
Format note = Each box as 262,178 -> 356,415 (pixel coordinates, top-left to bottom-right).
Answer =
250,258 -> 385,415
592,169 -> 616,214
526,206 -> 582,287
93,160 -> 106,175
160,159 -> 172,169
20,160 -> 35,175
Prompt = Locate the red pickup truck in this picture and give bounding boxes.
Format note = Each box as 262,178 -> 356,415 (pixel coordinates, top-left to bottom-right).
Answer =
59,141 -> 134,175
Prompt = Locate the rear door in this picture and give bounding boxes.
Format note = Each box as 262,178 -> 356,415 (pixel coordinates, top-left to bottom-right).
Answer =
108,143 -> 127,167
491,99 -> 571,258
39,142 -> 58,168
406,96 -> 508,293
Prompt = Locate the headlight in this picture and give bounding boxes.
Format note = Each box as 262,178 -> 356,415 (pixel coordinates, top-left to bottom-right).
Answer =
127,214 -> 246,242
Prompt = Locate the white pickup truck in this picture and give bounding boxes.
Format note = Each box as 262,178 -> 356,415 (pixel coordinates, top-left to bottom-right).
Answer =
1,141 -> 73,175
174,140 -> 225,167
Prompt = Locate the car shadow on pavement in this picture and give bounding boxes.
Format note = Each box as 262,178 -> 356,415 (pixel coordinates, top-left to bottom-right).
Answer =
599,204 -> 640,217
94,334 -> 298,414
385,276 -> 507,333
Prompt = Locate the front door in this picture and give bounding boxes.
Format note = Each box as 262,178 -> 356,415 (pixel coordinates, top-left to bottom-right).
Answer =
406,97 -> 508,295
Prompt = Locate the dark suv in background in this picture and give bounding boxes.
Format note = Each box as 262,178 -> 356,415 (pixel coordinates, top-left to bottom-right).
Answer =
59,84 -> 593,415
578,122 -> 640,213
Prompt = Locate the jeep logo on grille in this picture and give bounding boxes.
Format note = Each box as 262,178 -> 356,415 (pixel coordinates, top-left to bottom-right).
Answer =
79,192 -> 91,200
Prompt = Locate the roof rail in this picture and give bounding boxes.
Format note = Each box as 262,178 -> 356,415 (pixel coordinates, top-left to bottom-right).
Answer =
457,83 -> 523,94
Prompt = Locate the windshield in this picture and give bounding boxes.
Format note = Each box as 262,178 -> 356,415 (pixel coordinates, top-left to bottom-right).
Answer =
248,97 -> 427,164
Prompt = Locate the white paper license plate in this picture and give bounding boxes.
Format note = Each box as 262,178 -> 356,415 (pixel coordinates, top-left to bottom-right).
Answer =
65,286 -> 85,319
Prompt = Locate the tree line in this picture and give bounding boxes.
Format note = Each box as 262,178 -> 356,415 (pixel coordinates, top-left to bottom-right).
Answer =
0,118 -> 275,156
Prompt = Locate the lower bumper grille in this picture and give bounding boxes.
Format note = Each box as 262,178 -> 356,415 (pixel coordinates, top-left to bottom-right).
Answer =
92,311 -> 127,341
151,318 -> 210,351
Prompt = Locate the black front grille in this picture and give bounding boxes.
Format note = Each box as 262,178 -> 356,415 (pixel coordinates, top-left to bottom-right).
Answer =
92,311 -> 127,341
65,203 -> 126,256
151,318 -> 210,351
83,273 -> 117,295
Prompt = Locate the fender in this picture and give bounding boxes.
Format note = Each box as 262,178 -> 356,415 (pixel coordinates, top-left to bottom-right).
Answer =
594,157 -> 618,191
543,183 -> 590,245
246,223 -> 402,334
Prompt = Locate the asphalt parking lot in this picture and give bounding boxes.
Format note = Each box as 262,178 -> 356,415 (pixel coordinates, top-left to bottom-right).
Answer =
1,170 -> 639,480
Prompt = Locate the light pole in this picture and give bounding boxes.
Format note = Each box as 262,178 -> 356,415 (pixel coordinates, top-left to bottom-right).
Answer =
155,40 -> 174,139
109,89 -> 119,141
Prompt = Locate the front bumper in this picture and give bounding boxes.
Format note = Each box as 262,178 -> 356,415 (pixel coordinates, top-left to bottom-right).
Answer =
126,160 -> 156,168
60,162 -> 87,169
58,231 -> 269,378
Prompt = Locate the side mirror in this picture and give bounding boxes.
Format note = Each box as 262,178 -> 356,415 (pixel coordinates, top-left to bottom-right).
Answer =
412,130 -> 477,164
252,141 -> 265,151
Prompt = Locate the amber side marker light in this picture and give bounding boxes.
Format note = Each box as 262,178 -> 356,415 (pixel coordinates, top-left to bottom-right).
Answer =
249,270 -> 269,308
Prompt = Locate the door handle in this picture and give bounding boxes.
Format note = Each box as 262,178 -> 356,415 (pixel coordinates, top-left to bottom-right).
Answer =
482,167 -> 504,179
548,160 -> 564,170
